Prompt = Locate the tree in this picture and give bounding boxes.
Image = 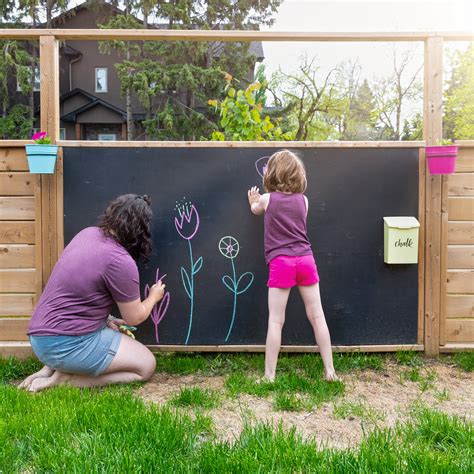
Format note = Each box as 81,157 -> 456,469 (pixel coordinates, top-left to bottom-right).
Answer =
372,48 -> 423,140
271,56 -> 340,140
0,104 -> 34,139
444,44 -> 474,139
100,0 -> 282,140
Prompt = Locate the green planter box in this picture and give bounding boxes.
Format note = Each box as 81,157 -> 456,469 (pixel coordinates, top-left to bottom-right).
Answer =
383,217 -> 420,264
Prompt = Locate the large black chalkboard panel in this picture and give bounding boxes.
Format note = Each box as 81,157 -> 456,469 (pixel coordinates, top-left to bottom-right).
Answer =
64,147 -> 419,346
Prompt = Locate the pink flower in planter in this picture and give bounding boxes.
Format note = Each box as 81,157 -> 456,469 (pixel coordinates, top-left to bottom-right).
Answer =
174,202 -> 200,240
31,131 -> 52,144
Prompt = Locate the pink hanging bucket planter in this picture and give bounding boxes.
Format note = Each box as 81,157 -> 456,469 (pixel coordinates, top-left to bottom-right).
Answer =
426,145 -> 458,175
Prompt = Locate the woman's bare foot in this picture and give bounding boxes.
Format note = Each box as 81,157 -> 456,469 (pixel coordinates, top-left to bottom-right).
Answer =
18,366 -> 54,390
324,369 -> 340,382
257,375 -> 275,385
29,371 -> 70,393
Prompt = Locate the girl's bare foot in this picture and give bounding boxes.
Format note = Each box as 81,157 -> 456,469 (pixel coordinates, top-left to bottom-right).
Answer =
324,369 -> 340,382
256,375 -> 274,385
18,366 -> 54,390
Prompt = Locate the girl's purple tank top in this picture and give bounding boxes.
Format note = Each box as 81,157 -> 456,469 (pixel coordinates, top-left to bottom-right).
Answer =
264,192 -> 312,264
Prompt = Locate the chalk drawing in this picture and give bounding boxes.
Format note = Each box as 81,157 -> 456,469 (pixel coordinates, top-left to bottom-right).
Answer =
219,236 -> 254,342
175,198 -> 203,345
145,268 -> 170,344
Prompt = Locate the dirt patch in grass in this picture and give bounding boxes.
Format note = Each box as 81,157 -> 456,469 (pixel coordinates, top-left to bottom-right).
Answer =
136,361 -> 473,449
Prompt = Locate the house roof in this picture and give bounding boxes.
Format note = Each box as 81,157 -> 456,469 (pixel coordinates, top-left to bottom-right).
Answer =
60,89 -> 127,122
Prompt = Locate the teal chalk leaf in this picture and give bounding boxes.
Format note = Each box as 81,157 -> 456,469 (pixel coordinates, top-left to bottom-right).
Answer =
180,267 -> 192,299
236,272 -> 254,295
222,275 -> 236,293
193,256 -> 203,275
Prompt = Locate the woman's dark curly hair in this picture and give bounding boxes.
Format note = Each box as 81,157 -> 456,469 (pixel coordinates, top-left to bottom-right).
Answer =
98,194 -> 153,262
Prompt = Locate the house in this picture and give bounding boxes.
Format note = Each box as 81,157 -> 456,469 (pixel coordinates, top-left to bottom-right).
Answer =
11,1 -> 264,140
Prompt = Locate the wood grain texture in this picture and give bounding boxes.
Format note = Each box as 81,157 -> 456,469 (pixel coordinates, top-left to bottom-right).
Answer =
447,245 -> 474,269
448,221 -> 474,244
0,318 -> 29,341
456,148 -> 474,173
445,319 -> 474,342
0,294 -> 34,316
418,149 -> 426,344
0,197 -> 35,220
423,36 -> 443,355
0,173 -> 34,196
0,148 -> 28,171
447,270 -> 474,294
448,197 -> 474,221
0,342 -> 34,359
448,174 -> 474,196
57,140 -> 426,148
0,222 -> 34,244
446,295 -> 474,318
0,269 -> 36,292
1,29 -> 472,41
0,244 -> 35,268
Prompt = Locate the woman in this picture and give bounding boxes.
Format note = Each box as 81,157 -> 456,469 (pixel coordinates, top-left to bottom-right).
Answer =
19,194 -> 165,392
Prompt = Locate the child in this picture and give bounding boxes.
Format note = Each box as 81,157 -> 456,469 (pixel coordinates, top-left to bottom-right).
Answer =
247,150 -> 338,382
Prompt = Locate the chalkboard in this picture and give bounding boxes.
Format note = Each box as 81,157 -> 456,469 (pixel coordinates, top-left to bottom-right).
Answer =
63,147 -> 419,346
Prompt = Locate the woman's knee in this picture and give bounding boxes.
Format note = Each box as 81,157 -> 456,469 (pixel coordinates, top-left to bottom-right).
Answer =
139,348 -> 156,380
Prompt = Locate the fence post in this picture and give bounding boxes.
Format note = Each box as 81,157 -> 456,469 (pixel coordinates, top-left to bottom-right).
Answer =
423,36 -> 443,356
39,35 -> 61,286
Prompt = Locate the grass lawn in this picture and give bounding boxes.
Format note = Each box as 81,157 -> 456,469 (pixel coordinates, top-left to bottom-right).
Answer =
1,352 -> 473,472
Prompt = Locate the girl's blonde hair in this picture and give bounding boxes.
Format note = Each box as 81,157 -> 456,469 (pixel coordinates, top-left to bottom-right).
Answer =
263,150 -> 307,193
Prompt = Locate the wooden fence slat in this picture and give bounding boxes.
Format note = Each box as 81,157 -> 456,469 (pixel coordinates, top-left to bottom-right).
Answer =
447,245 -> 474,269
445,319 -> 474,342
0,197 -> 35,220
448,174 -> 474,196
0,148 -> 28,171
0,244 -> 35,268
0,269 -> 36,292
0,173 -> 34,196
0,318 -> 29,341
0,221 -> 34,244
0,294 -> 34,316
447,270 -> 474,294
456,148 -> 474,173
448,221 -> 474,245
448,197 -> 474,221
446,294 -> 474,318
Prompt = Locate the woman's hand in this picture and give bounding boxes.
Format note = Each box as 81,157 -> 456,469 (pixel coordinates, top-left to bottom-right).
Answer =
107,317 -> 126,332
149,280 -> 165,304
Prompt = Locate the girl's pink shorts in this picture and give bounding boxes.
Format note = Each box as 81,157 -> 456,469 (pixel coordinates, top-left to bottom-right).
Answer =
268,254 -> 320,288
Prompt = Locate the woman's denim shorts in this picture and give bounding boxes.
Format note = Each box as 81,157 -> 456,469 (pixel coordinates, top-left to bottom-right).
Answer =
29,326 -> 122,376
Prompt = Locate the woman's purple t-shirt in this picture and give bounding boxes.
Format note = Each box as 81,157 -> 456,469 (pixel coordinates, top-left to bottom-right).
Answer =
28,227 -> 140,336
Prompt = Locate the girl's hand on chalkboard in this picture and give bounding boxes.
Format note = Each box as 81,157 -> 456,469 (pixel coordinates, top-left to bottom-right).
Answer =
149,280 -> 166,303
248,186 -> 261,206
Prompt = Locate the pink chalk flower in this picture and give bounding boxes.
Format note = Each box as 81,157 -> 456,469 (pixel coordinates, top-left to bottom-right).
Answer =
175,201 -> 200,240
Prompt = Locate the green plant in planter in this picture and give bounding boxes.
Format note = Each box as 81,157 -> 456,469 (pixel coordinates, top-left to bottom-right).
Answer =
436,138 -> 456,146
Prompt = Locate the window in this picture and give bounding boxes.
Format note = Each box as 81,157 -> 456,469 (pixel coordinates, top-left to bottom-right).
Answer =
17,66 -> 40,92
32,128 -> 66,139
98,133 -> 116,141
95,68 -> 108,93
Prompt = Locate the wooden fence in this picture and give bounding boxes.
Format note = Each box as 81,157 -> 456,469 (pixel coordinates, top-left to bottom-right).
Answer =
0,29 -> 472,357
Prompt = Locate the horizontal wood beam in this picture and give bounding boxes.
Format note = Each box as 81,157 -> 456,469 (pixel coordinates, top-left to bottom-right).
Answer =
0,29 -> 472,41
57,140 -> 426,148
147,344 -> 424,353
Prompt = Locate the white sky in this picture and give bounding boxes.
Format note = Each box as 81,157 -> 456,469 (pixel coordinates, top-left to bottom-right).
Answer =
260,0 -> 473,78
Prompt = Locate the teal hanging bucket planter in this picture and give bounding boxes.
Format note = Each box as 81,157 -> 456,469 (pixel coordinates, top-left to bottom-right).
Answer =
25,144 -> 58,174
